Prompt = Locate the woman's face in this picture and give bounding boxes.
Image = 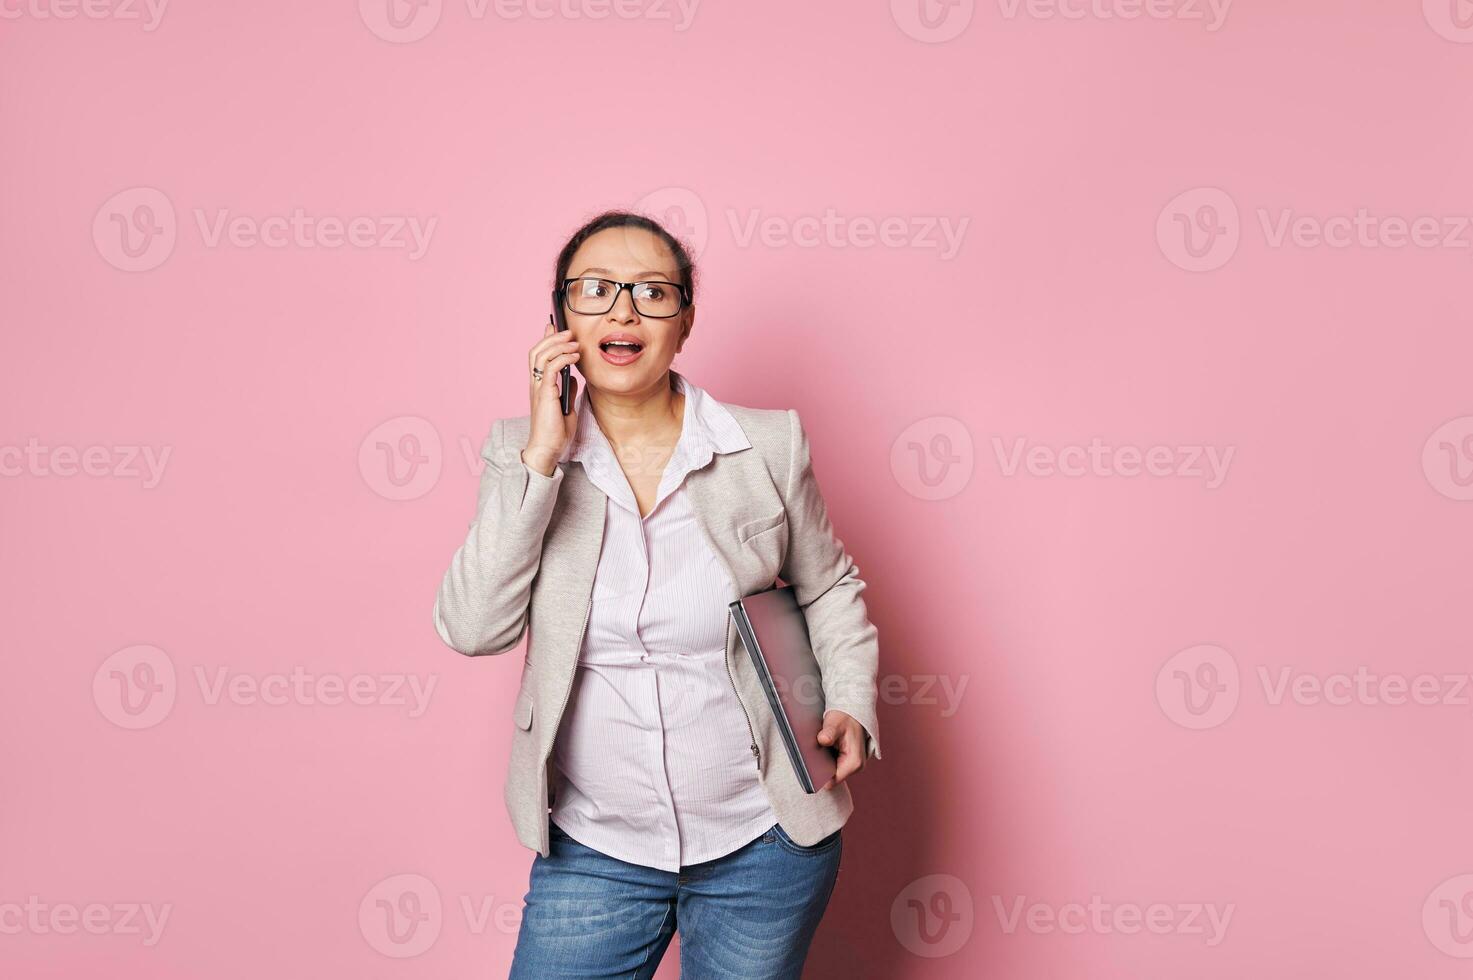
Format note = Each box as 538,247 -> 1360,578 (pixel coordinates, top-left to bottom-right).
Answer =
561,226 -> 693,397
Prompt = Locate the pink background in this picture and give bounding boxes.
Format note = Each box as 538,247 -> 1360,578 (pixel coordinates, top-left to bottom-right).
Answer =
4,1 -> 1473,976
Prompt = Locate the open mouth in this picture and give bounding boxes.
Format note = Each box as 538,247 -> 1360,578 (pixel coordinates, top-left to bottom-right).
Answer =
597,336 -> 646,365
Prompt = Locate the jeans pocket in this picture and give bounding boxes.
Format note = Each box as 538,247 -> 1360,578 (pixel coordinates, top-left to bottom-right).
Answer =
771,821 -> 842,856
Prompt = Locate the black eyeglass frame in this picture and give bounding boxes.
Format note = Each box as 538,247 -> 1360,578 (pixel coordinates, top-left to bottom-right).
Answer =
557,277 -> 692,318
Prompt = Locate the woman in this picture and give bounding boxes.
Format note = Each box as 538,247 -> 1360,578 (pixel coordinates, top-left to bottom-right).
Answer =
433,210 -> 883,979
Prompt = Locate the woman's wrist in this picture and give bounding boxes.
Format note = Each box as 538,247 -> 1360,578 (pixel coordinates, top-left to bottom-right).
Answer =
521,446 -> 559,477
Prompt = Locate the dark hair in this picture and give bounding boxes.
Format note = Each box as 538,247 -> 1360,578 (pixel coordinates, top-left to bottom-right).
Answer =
553,209 -> 698,302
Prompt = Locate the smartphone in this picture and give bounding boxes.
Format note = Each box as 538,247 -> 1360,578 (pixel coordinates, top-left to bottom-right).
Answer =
549,290 -> 574,416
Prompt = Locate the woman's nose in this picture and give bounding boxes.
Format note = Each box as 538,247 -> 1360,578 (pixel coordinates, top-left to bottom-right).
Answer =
607,286 -> 639,321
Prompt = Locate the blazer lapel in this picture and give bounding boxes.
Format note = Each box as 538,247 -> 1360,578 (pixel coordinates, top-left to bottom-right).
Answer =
684,448 -> 786,600
553,444 -> 784,607
531,400 -> 787,681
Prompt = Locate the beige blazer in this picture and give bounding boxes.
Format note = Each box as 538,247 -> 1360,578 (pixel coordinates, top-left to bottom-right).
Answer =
432,396 -> 882,858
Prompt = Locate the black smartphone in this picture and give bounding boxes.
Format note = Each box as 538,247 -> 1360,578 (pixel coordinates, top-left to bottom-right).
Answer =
549,290 -> 574,416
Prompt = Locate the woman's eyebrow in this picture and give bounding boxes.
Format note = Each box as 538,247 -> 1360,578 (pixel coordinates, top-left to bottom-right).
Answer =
575,267 -> 676,280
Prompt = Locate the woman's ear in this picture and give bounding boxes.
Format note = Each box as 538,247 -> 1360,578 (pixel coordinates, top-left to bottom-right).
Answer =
675,306 -> 695,353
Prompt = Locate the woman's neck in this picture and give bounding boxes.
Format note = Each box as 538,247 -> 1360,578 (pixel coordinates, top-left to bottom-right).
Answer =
588,373 -> 684,452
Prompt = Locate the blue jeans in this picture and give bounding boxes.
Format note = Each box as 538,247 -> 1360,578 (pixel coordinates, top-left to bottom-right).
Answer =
509,818 -> 843,979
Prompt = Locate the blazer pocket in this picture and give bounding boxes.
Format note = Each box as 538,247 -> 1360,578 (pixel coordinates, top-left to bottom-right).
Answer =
738,509 -> 787,543
513,690 -> 534,731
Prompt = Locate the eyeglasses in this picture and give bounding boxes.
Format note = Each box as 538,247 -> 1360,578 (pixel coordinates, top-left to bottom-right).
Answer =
559,277 -> 691,318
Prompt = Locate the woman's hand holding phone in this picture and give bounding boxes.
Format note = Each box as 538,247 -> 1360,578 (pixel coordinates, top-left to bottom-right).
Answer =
523,320 -> 581,476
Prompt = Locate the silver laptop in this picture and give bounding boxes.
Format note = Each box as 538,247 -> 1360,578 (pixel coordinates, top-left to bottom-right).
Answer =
729,585 -> 839,794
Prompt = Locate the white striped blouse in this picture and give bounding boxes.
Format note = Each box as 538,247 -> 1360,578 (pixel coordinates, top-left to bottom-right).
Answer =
537,369 -> 778,872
